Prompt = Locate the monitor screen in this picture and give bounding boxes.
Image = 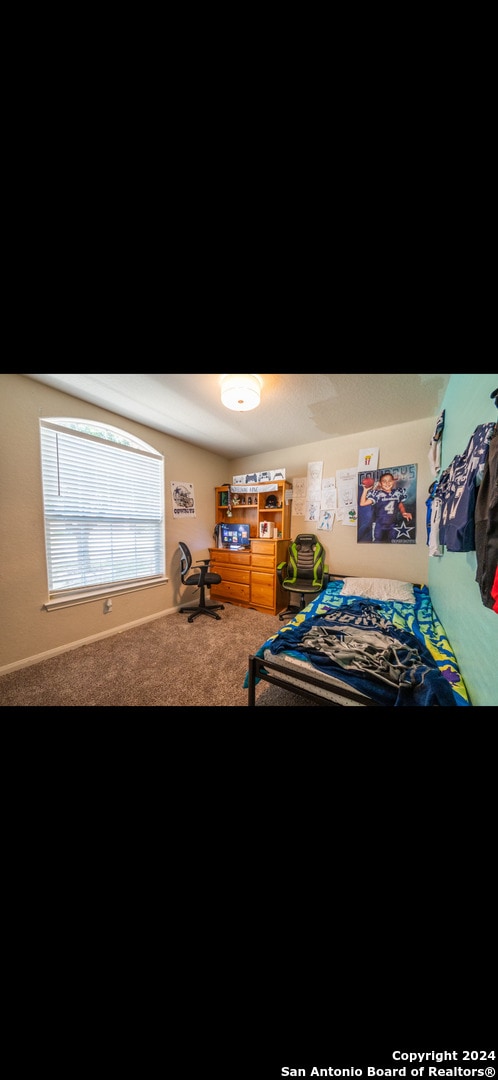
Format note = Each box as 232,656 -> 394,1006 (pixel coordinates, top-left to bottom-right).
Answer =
220,523 -> 250,549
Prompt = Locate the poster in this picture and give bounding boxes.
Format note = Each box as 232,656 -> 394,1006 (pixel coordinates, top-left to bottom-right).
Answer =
317,478 -> 337,532
170,481 -> 196,517
358,446 -> 379,471
291,477 -> 307,517
336,467 -> 358,526
305,461 -> 323,520
357,464 -> 417,544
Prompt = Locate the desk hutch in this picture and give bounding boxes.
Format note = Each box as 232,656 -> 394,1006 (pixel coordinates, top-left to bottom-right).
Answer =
209,480 -> 292,616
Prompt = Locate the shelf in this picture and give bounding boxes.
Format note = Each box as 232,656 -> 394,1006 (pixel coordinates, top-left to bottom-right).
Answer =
215,480 -> 291,541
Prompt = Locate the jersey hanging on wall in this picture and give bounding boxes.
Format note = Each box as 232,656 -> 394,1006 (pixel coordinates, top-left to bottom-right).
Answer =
439,422 -> 495,552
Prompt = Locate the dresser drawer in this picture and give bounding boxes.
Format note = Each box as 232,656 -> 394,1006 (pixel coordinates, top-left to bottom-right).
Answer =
251,552 -> 274,570
211,580 -> 250,603
210,548 -> 250,567
212,565 -> 250,585
251,539 -> 277,559
251,573 -> 274,606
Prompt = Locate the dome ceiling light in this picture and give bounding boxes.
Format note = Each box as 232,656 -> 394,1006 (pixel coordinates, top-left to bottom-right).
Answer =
220,374 -> 262,411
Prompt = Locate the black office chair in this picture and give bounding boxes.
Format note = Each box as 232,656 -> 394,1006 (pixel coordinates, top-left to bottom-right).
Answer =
178,542 -> 225,622
277,533 -> 329,620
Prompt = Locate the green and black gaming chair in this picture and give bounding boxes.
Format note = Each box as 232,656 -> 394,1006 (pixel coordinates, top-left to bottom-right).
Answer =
277,533 -> 329,620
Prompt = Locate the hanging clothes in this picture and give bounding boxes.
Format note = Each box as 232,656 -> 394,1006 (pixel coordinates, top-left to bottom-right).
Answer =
425,481 -> 442,554
425,483 -> 435,543
439,422 -> 495,552
427,473 -> 449,557
428,409 -> 445,477
491,565 -> 498,613
474,427 -> 498,610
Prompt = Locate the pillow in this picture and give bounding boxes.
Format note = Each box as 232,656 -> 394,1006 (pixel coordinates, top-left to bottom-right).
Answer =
339,577 -> 415,603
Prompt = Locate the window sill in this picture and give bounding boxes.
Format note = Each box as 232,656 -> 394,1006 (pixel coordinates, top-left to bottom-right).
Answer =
43,577 -> 168,611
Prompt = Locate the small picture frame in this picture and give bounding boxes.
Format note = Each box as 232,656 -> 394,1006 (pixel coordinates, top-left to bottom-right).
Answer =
259,521 -> 271,538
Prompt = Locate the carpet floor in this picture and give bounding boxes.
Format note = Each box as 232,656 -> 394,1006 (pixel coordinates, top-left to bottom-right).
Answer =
0,602 -> 325,707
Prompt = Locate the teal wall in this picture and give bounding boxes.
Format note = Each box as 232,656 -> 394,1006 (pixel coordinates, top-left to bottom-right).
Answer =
428,374 -> 498,707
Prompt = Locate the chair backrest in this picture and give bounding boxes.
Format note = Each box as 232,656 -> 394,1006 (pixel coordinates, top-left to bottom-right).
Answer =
284,533 -> 325,586
179,541 -> 192,583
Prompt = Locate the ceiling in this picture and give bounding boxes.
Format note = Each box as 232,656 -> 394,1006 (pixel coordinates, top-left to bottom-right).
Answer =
22,373 -> 451,458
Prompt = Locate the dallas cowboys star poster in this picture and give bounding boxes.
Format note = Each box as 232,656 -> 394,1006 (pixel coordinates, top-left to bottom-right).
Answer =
357,463 -> 417,544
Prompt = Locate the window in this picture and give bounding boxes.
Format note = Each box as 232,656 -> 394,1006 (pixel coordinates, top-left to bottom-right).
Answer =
40,419 -> 165,602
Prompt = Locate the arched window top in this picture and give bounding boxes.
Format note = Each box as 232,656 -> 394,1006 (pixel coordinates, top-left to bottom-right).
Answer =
41,417 -> 161,456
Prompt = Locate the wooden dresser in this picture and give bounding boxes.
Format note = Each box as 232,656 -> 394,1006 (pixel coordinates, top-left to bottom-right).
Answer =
209,538 -> 289,616
208,547 -> 251,606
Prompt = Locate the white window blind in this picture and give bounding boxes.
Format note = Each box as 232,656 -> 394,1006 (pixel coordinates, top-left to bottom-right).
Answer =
40,420 -> 165,595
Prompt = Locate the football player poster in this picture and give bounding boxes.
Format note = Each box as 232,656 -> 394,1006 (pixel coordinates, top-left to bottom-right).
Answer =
357,463 -> 417,544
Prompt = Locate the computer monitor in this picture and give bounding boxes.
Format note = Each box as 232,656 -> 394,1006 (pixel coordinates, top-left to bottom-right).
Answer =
220,523 -> 250,549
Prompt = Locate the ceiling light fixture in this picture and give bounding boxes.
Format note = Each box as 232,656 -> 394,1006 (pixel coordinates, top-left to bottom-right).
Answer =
220,374 -> 262,412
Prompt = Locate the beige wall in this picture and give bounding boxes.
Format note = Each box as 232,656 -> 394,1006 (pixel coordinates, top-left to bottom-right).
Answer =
230,419 -> 434,583
1,373 -> 434,672
0,375 -> 229,669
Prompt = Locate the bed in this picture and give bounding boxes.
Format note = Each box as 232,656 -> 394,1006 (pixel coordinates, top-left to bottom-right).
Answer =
244,576 -> 471,707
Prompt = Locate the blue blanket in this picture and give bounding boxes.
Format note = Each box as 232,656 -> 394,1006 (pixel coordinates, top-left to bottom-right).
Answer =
245,580 -> 471,707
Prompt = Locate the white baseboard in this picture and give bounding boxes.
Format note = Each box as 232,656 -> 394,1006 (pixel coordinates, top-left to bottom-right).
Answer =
0,607 -> 180,676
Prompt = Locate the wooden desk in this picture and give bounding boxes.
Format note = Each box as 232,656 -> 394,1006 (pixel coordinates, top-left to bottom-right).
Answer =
209,538 -> 289,615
